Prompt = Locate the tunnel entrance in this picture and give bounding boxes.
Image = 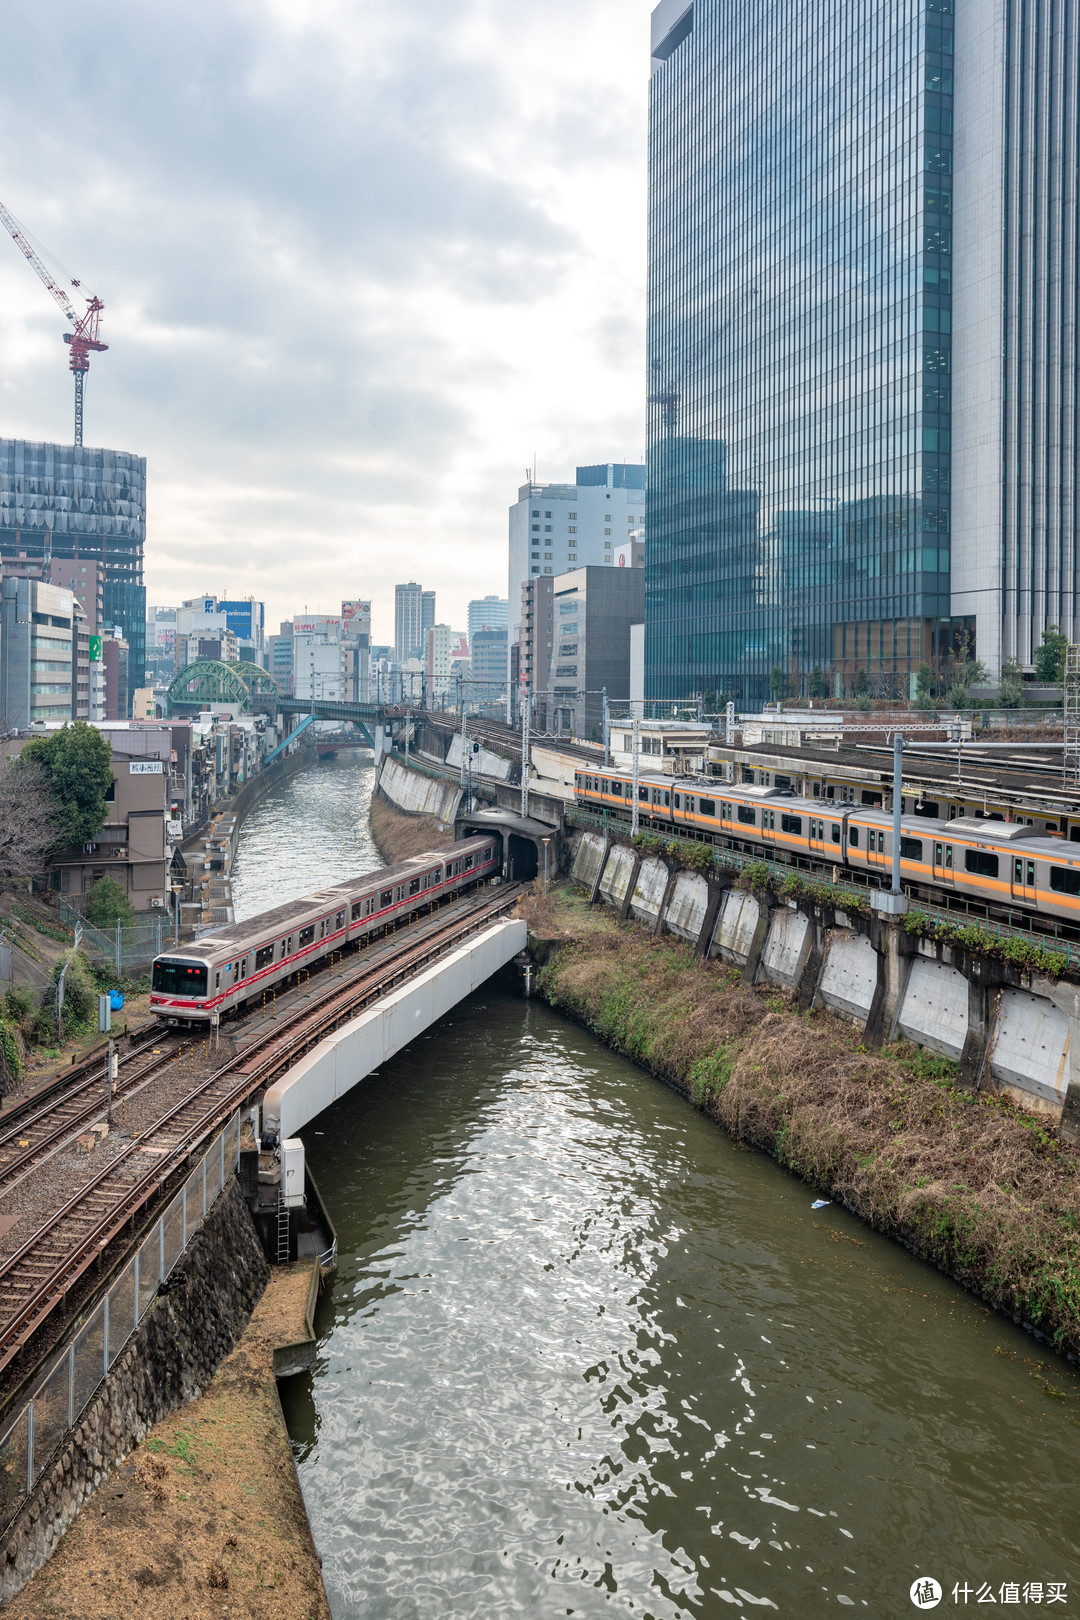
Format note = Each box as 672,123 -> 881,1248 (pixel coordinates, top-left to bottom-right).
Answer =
506,833 -> 538,883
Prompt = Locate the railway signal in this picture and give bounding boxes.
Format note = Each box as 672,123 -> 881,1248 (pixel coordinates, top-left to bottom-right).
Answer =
0,197 -> 108,446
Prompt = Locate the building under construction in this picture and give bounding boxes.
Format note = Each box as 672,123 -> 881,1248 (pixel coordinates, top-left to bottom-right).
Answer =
0,436 -> 147,692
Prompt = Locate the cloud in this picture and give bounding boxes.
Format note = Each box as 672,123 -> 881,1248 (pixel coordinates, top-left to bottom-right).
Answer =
0,0 -> 651,636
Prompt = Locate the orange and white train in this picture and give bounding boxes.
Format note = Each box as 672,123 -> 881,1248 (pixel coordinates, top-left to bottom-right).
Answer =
149,835 -> 501,1026
574,769 -> 1080,926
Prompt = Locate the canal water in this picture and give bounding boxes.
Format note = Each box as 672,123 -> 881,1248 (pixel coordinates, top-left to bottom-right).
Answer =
238,759 -> 1080,1617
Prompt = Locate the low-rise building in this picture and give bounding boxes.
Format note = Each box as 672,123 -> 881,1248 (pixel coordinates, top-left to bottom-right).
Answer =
0,577 -> 75,727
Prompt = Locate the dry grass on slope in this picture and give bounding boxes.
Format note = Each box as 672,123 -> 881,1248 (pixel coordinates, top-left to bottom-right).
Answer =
369,792 -> 453,866
538,893 -> 1080,1358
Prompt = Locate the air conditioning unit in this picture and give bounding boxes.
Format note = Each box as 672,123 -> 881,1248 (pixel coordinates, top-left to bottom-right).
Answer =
149,896 -> 164,908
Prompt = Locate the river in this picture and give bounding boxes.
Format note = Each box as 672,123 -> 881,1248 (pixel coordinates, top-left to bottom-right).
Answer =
236,757 -> 1080,1618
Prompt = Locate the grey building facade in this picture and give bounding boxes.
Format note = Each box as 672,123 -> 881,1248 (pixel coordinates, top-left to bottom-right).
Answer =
521,564 -> 644,738
0,577 -> 75,728
0,438 -> 147,697
646,0 -> 1080,703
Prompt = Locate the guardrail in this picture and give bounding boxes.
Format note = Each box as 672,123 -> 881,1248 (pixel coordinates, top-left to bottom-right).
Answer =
565,806 -> 1078,967
0,1111 -> 240,1534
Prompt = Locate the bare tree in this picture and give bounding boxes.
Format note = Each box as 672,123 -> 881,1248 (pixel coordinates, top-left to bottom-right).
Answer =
0,752 -> 58,885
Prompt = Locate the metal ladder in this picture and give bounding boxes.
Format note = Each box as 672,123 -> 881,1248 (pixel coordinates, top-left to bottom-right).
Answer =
276,1197 -> 290,1264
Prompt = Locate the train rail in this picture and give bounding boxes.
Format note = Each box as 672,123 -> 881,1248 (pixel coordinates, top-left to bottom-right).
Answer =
0,884 -> 522,1377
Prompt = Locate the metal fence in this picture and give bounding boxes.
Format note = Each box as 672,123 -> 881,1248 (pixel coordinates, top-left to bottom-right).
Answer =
57,902 -> 168,974
0,1112 -> 240,1531
566,806 -> 1079,968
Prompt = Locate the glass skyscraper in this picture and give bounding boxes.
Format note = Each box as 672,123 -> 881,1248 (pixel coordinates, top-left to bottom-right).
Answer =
646,0 -> 1079,705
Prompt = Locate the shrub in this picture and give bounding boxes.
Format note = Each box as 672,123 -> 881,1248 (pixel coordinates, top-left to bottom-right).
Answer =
85,876 -> 135,929
37,949 -> 98,1043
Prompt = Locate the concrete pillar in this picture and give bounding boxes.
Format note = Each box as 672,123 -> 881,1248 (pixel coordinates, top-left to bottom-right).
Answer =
618,854 -> 643,923
796,916 -> 827,1012
588,837 -> 611,905
741,893 -> 772,986
654,864 -> 680,936
694,874 -> 731,956
863,919 -> 912,1048
957,976 -> 993,1091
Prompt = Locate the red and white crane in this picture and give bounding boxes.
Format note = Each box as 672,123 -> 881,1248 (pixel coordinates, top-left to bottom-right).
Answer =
0,198 -> 108,447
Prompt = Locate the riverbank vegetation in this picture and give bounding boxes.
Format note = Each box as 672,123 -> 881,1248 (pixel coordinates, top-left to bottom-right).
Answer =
369,792 -> 454,865
529,885 -> 1080,1360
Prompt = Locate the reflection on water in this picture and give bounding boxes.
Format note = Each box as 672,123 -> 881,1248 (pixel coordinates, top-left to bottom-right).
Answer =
230,753 -> 381,921
280,992 -> 1080,1618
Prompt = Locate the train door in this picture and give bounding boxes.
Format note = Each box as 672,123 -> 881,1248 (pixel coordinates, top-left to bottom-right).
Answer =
932,840 -> 955,886
760,806 -> 777,848
1011,853 -> 1037,904
808,815 -> 826,859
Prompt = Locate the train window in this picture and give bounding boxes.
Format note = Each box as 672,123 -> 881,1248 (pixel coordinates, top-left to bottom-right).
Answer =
849,827 -> 859,847
673,794 -> 681,809
299,925 -> 315,947
409,877 -> 422,896
334,910 -> 343,928
215,971 -> 221,989
351,901 -> 363,921
765,810 -> 775,829
700,799 -> 716,817
1027,861 -> 1036,886
255,944 -> 274,971
900,837 -> 923,861
639,785 -> 648,801
861,791 -> 883,807
914,800 -> 940,818
781,813 -> 802,835
965,850 -> 999,879
1049,866 -> 1080,895
945,846 -> 953,868
612,781 -> 623,796
238,959 -> 247,979
737,805 -> 755,825
831,823 -> 841,843
280,938 -> 289,957
686,796 -> 695,813
463,856 -> 474,871
152,959 -> 208,996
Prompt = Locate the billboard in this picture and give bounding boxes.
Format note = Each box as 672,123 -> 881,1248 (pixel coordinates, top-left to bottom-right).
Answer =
341,600 -> 371,625
88,635 -> 103,662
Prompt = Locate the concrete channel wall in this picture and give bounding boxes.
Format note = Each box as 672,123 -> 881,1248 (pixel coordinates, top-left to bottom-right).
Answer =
569,830 -> 1080,1135
379,755 -> 463,825
263,919 -> 527,1140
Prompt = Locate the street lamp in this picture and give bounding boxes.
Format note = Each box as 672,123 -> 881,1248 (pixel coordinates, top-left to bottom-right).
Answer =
542,836 -> 551,897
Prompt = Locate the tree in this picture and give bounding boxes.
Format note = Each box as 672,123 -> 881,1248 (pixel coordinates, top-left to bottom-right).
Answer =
85,877 -> 135,929
1034,625 -> 1068,684
997,656 -> 1025,709
37,949 -> 97,1045
808,665 -> 827,699
854,668 -> 869,697
0,754 -> 58,882
768,665 -> 786,701
16,722 -> 113,849
855,690 -> 873,713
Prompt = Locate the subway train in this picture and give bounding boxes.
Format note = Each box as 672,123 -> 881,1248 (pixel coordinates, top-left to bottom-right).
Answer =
149,835 -> 501,1026
574,768 -> 1080,926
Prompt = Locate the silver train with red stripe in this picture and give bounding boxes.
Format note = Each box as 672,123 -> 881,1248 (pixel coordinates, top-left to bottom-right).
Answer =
149,835 -> 501,1026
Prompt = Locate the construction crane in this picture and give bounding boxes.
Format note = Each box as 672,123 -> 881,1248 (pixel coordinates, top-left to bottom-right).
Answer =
0,198 -> 107,447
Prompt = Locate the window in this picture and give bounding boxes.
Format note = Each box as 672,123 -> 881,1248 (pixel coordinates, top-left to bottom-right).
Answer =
335,910 -> 344,928
351,900 -> 363,921
737,805 -> 756,825
569,512 -> 576,519
463,855 -> 474,870
699,799 -> 716,818
780,813 -> 802,835
531,523 -> 540,532
152,959 -> 208,996
544,510 -> 551,517
532,509 -> 539,516
255,944 -> 275,970
299,924 -> 316,947
281,937 -> 290,957
831,823 -> 841,843
900,837 -> 923,861
1049,866 -> 1080,895
945,845 -> 953,868
965,850 -> 999,879
568,526 -> 577,533
850,827 -> 860,847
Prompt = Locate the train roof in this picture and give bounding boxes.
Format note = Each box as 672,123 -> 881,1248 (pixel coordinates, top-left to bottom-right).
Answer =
158,834 -> 497,962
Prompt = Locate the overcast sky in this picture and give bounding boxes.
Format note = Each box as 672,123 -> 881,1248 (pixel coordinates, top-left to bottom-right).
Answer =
0,0 -> 652,643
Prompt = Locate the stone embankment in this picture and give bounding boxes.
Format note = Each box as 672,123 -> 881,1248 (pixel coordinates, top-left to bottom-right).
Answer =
528,883 -> 1080,1364
1,1178 -> 269,1604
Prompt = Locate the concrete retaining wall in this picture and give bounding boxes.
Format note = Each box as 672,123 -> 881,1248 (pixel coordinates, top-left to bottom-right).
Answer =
989,989 -> 1071,1110
379,755 -> 463,826
629,857 -> 670,927
818,930 -> 879,1023
263,919 -> 527,1141
598,844 -> 637,910
897,957 -> 970,1060
665,871 -> 710,942
760,904 -> 812,988
571,833 -> 607,892
446,734 -> 513,781
710,890 -> 761,965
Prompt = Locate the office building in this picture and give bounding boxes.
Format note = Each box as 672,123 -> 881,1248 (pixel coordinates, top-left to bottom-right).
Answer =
0,577 -> 75,727
292,614 -> 351,705
470,626 -> 508,709
394,582 -> 424,664
426,623 -> 453,699
102,635 -> 130,722
468,595 -> 508,643
646,0 -> 1080,703
341,600 -> 372,701
519,563 -> 644,737
0,438 -> 147,695
268,622 -> 294,694
216,597 -> 265,662
422,591 -> 436,647
508,463 -> 646,712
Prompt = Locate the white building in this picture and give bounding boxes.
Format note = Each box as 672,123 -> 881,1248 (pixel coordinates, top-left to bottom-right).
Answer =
468,595 -> 508,641
395,582 -> 424,663
426,623 -> 453,699
292,615 -> 350,707
507,463 -> 645,715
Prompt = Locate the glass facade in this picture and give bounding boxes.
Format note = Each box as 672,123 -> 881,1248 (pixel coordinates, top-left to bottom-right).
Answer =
646,0 -> 958,706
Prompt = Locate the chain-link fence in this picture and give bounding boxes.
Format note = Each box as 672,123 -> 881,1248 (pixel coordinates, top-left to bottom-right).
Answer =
0,1111 -> 241,1532
57,902 -> 168,974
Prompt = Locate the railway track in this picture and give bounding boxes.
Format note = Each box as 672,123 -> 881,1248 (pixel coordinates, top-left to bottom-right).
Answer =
0,884 -> 522,1375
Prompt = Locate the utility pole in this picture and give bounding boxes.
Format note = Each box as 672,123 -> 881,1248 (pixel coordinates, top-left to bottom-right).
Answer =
631,716 -> 641,835
890,732 -> 903,896
521,693 -> 530,820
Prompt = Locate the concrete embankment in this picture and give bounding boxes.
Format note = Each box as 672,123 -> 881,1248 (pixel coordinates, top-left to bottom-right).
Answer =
5,1256 -> 328,1619
369,789 -> 453,865
530,884 -> 1080,1362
